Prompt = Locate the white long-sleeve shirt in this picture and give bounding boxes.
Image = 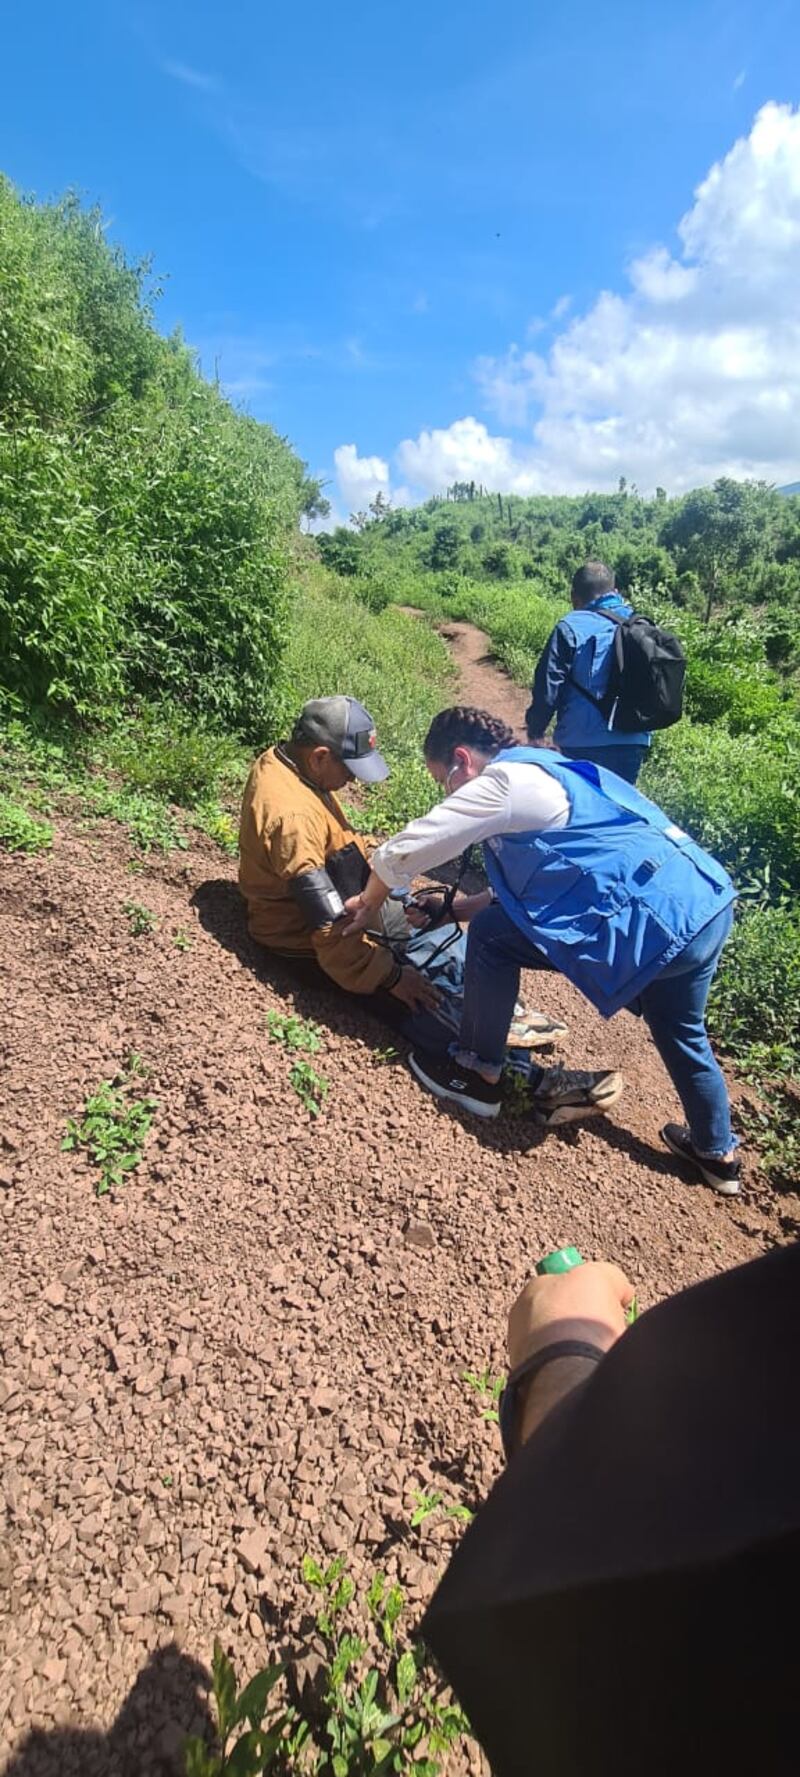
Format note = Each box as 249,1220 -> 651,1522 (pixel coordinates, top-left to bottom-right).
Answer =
371,760 -> 570,889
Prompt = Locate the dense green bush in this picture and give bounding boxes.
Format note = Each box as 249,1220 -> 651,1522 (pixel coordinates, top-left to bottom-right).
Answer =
684,659 -> 791,734
642,722 -> 800,894
103,710 -> 246,808
0,176 -> 304,737
709,902 -> 800,1077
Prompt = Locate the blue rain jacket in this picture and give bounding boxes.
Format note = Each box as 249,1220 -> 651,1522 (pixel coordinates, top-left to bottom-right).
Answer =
483,747 -> 734,1018
526,593 -> 651,750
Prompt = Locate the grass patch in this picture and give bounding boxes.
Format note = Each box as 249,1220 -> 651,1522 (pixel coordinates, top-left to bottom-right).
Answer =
737,1080 -> 800,1190
708,901 -> 800,1079
102,711 -> 246,808
0,793 -> 53,853
284,566 -> 455,828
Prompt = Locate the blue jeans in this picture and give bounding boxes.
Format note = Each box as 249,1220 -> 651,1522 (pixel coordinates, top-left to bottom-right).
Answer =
639,903 -> 736,1156
561,744 -> 648,785
458,902 -> 736,1156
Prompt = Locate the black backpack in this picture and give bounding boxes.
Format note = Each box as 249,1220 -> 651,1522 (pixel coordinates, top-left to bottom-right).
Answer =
574,610 -> 686,733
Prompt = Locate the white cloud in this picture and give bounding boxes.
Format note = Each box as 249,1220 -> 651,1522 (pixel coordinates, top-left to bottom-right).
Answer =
396,417 -> 541,494
333,444 -> 391,514
471,101 -> 800,493
733,69 -> 747,92
332,103 -> 800,502
161,59 -> 219,93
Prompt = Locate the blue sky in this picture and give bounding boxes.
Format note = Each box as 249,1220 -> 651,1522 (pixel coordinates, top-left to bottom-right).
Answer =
5,0 -> 800,513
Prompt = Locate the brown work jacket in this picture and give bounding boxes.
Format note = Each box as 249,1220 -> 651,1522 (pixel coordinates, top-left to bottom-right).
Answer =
238,746 -> 399,994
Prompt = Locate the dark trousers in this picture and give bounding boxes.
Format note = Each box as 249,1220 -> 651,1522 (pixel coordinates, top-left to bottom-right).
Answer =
561,743 -> 648,785
272,954 -> 455,1058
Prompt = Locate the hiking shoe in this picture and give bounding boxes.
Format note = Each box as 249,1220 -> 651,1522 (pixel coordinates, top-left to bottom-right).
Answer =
661,1123 -> 741,1196
529,1064 -> 624,1127
508,1008 -> 569,1049
409,1050 -> 502,1119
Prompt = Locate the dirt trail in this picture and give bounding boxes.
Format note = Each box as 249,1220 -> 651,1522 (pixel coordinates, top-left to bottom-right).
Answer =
1,626 -> 797,1773
436,620 -> 530,734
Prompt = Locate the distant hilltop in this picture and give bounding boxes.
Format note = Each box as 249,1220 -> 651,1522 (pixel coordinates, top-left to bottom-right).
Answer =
778,481 -> 800,495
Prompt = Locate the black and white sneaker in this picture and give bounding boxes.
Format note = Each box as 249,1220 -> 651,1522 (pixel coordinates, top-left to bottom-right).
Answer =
409,1050 -> 502,1118
529,1063 -> 624,1127
661,1123 -> 741,1196
507,1007 -> 569,1049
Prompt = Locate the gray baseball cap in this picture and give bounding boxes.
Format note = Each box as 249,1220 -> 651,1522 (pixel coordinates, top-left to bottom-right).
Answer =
291,696 -> 390,784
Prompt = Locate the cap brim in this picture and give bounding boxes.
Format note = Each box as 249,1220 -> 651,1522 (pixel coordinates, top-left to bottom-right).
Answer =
346,751 -> 391,784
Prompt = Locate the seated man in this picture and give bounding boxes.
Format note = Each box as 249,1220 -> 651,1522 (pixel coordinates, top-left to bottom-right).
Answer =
238,695 -> 466,1054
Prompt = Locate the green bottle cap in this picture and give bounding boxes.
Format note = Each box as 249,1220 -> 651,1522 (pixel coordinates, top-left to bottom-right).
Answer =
536,1246 -> 584,1276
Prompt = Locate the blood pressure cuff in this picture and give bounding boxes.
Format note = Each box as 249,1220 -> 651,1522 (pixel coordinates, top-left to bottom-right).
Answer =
326,841 -> 370,900
290,843 -> 370,931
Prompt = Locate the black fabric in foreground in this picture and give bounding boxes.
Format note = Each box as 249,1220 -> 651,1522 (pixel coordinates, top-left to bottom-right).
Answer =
423,1243 -> 800,1777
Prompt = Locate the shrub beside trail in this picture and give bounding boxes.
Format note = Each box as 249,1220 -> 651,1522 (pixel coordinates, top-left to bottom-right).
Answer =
0,176 -> 306,739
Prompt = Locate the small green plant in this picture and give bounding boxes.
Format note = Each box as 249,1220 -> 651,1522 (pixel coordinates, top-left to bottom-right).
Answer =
183,1641 -> 288,1777
62,1055 -> 157,1196
267,1010 -> 324,1053
409,1490 -> 443,1530
184,1558 -> 470,1775
408,1491 -> 473,1534
463,1367 -> 504,1423
196,803 -> 239,856
501,1065 -> 531,1119
173,928 -> 193,952
0,795 -> 53,854
123,899 -> 157,936
372,1045 -> 399,1066
290,1060 -> 329,1118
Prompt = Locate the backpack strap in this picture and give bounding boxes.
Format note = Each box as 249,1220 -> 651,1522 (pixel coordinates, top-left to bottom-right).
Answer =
566,608 -> 627,708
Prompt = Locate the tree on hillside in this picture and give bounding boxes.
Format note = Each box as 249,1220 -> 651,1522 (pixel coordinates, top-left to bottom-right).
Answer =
317,527 -> 362,575
369,491 -> 392,522
660,479 -> 774,624
299,476 -> 331,530
429,522 -> 461,571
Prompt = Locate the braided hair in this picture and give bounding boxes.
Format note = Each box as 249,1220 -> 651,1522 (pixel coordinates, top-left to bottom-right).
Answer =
424,706 -> 515,766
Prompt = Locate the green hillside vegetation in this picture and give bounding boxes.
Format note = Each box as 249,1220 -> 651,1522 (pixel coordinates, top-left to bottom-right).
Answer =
1,181 -> 797,1181
0,175 -> 314,738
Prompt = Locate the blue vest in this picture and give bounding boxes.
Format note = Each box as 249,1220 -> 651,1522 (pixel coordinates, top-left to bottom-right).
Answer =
483,748 -> 735,1019
553,596 -> 651,750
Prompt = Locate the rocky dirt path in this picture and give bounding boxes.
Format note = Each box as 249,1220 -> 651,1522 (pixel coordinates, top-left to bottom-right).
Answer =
1,630 -> 797,1775
435,621 -> 530,735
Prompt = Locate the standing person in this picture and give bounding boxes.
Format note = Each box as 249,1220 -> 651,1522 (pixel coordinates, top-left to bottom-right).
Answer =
526,561 -> 651,784
343,707 -> 741,1193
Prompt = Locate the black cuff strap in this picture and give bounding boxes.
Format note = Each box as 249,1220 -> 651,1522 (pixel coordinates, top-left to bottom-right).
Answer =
499,1339 -> 605,1460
